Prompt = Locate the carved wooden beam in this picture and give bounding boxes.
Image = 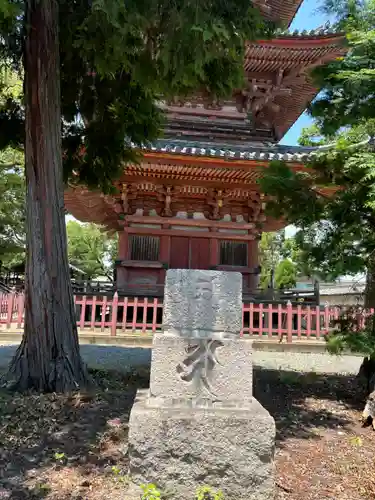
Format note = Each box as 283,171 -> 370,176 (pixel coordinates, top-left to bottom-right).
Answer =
156,185 -> 174,217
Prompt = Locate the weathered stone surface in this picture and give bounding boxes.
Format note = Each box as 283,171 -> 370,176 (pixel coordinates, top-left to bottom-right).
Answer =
128,269 -> 275,499
163,269 -> 242,338
128,390 -> 276,500
150,334 -> 253,401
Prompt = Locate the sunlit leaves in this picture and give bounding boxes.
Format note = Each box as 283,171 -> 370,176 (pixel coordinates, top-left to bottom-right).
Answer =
77,0 -> 271,98
259,122 -> 375,281
66,221 -> 117,280
0,147 -> 25,258
309,2 -> 375,134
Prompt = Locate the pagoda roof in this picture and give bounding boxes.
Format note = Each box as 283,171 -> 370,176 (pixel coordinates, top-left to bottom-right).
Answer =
256,0 -> 303,26
64,140 -> 336,232
243,32 -> 346,140
163,30 -> 346,143
139,139 -> 318,162
275,23 -> 339,37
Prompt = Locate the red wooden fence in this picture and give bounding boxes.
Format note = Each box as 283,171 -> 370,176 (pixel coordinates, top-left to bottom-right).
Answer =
0,292 -> 371,342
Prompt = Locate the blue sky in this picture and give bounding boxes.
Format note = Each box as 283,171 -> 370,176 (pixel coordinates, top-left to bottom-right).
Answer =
280,0 -> 334,146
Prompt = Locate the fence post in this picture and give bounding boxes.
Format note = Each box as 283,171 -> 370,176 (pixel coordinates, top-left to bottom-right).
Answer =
315,305 -> 321,339
286,300 -> 293,343
111,292 -> 119,337
6,292 -> 16,329
79,295 -> 87,330
324,305 -> 330,335
16,294 -> 25,329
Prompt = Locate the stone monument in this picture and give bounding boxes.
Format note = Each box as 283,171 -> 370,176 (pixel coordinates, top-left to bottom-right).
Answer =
128,269 -> 275,499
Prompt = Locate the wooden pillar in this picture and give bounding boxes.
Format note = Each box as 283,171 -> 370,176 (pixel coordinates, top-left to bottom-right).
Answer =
116,230 -> 129,288
159,225 -> 170,284
118,230 -> 128,260
160,225 -> 170,263
209,230 -> 219,267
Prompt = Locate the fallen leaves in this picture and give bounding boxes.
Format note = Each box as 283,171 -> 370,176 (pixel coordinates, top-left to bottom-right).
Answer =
0,367 -> 374,499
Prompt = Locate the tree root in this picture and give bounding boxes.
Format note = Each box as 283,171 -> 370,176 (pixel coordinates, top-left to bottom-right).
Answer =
362,390 -> 375,430
357,358 -> 375,431
6,338 -> 92,393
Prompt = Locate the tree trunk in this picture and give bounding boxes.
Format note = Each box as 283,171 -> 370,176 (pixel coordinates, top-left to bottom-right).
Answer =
7,0 -> 90,392
357,255 -> 375,411
365,253 -> 375,309
362,368 -> 375,430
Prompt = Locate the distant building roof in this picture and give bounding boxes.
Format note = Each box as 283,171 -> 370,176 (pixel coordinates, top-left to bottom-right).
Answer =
320,283 -> 365,297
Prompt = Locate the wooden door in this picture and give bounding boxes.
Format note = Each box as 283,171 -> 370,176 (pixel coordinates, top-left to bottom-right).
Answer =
169,236 -> 189,269
190,238 -> 210,269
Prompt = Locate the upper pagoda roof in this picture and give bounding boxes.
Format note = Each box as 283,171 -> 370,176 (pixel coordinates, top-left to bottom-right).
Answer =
164,29 -> 346,143
244,32 -> 346,139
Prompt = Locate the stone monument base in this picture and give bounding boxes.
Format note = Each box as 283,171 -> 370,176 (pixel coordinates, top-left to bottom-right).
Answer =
128,390 -> 276,500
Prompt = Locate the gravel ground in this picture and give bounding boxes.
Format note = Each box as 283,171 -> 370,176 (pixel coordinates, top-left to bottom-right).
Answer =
0,344 -> 363,375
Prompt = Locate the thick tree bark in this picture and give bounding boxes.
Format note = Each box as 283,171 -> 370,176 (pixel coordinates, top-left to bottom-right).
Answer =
8,0 -> 90,392
357,256 -> 375,414
361,363 -> 375,430
365,263 -> 375,309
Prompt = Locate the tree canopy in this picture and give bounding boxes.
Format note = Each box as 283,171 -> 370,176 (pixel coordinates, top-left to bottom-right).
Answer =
0,68 -> 24,264
258,231 -> 304,289
309,0 -> 375,135
66,221 -> 117,280
0,0 -> 274,192
259,0 -> 375,305
0,148 -> 24,262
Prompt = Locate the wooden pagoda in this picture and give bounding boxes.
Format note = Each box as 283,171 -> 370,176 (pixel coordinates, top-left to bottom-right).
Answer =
64,0 -> 346,297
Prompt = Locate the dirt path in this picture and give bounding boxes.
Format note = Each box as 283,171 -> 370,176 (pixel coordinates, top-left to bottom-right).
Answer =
0,343 -> 363,375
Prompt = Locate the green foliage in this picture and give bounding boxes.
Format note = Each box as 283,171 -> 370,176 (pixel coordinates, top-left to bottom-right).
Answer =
53,451 -> 66,463
140,484 -> 224,500
308,0 -> 375,135
260,122 -> 375,284
0,0 -> 275,193
259,231 -> 303,289
271,0 -> 375,291
325,308 -> 375,357
110,465 -> 129,484
140,483 -> 162,500
298,124 -> 331,147
274,259 -> 297,289
195,485 -> 224,500
0,147 -> 25,260
66,221 -> 117,280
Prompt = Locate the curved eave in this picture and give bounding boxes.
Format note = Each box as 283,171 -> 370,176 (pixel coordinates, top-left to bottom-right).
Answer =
266,0 -> 303,26
64,189 -> 122,230
64,152 -> 338,231
255,33 -> 346,48
245,34 -> 347,139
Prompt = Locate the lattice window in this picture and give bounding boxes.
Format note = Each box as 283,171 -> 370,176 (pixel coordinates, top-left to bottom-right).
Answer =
219,240 -> 247,267
129,235 -> 160,261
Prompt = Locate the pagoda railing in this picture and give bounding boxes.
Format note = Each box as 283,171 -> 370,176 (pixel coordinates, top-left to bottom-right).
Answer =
0,292 -> 370,342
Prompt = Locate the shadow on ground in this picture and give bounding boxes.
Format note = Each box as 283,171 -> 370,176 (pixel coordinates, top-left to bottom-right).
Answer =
0,368 -> 150,499
0,365 -> 366,499
254,367 -> 365,445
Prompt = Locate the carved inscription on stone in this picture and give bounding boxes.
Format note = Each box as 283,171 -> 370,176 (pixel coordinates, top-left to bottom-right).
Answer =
163,269 -> 242,339
176,339 -> 224,397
